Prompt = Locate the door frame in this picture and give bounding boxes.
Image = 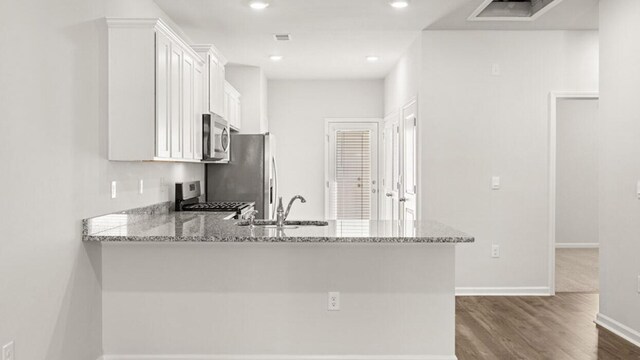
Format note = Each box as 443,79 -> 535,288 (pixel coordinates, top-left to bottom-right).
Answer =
547,91 -> 599,295
400,97 -> 419,222
324,118 -> 383,220
382,111 -> 401,220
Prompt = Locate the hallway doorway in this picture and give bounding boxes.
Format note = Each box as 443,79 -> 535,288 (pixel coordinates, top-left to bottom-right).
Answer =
550,92 -> 600,293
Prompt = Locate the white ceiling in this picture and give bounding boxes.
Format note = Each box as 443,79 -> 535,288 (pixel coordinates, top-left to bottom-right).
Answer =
154,0 -> 599,80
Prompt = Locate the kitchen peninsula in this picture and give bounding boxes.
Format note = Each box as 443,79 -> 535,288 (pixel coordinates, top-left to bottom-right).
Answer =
84,202 -> 473,360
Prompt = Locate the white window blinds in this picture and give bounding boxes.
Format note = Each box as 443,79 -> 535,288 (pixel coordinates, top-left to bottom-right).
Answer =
331,129 -> 372,220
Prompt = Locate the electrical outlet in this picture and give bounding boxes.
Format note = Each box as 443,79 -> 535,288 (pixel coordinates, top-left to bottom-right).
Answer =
328,292 -> 340,311
111,181 -> 117,199
139,179 -> 144,195
3,341 -> 15,360
491,244 -> 500,258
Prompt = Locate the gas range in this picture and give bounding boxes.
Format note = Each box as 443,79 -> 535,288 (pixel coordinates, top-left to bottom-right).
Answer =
175,182 -> 255,220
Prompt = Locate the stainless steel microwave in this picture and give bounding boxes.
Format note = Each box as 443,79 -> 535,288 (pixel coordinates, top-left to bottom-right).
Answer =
202,114 -> 230,162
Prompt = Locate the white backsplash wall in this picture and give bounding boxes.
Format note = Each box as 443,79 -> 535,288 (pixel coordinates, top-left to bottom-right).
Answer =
268,80 -> 385,220
0,1 -> 203,360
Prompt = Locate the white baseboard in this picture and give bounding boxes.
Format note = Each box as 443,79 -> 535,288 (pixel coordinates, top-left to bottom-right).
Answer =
555,243 -> 599,249
595,313 -> 640,348
456,287 -> 551,296
101,355 -> 457,360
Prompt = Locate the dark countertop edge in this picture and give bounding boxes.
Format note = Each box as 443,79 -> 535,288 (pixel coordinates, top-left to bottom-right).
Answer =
82,235 -> 475,243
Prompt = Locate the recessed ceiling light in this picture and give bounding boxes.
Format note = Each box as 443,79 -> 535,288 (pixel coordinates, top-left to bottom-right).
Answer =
249,1 -> 270,10
389,0 -> 409,9
270,55 -> 283,61
366,56 -> 380,62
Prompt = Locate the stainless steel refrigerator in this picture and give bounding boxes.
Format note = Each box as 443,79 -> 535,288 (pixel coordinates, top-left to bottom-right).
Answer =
206,134 -> 278,220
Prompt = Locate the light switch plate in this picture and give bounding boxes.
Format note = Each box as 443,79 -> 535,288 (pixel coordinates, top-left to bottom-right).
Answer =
3,341 -> 15,360
111,181 -> 117,199
139,179 -> 144,195
492,63 -> 501,76
492,176 -> 501,190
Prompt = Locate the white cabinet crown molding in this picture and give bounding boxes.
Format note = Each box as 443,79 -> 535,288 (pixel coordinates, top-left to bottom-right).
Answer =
106,18 -> 204,65
191,44 -> 228,65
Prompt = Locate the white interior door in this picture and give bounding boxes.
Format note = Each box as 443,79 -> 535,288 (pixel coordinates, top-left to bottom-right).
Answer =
326,121 -> 379,220
400,100 -> 418,221
382,113 -> 401,220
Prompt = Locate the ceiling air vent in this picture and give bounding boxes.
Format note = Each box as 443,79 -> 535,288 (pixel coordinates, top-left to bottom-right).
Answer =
468,0 -> 565,21
274,33 -> 291,41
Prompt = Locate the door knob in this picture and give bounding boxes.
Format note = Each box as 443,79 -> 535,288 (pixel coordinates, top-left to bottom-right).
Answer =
398,197 -> 408,202
386,193 -> 393,197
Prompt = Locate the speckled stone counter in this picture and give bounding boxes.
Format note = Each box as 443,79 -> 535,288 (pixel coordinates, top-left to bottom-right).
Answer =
82,202 -> 474,243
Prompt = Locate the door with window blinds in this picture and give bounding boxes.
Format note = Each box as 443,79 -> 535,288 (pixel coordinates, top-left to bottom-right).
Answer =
327,121 -> 379,220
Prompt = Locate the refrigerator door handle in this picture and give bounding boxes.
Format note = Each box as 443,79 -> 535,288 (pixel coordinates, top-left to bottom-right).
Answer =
272,156 -> 278,219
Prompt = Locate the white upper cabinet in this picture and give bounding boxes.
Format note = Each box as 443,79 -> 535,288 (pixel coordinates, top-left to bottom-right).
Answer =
169,44 -> 184,159
107,18 -> 205,162
192,45 -> 227,120
155,31 -> 171,159
224,81 -> 242,131
193,62 -> 204,160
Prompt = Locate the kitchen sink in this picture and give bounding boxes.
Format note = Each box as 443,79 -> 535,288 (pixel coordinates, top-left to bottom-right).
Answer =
236,220 -> 329,228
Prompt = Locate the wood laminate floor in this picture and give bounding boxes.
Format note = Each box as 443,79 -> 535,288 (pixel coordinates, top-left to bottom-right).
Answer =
556,248 -> 599,293
456,293 -> 640,360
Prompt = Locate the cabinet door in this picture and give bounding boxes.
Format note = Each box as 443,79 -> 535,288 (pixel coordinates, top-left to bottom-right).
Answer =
223,88 -> 230,124
170,44 -> 183,159
231,96 -> 239,129
182,53 -> 194,159
218,65 -> 226,117
193,62 -> 204,160
209,55 -> 221,116
235,95 -> 241,130
155,32 -> 171,158
208,55 -> 226,118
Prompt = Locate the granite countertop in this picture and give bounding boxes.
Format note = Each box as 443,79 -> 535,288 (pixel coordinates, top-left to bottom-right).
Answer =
82,202 -> 474,244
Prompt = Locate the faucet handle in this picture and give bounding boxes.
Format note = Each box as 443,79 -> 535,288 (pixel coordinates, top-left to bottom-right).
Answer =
277,197 -> 284,212
248,210 -> 259,227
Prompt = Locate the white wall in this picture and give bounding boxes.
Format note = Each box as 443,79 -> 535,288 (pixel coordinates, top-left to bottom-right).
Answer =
556,99 -> 599,246
268,80 -> 385,220
0,1 -> 203,359
384,35 -> 421,115
101,243 -> 456,357
226,65 -> 269,134
415,30 -> 599,292
598,0 -> 640,343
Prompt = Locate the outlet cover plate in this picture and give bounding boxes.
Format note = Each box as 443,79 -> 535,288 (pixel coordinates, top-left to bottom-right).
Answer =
491,244 -> 500,258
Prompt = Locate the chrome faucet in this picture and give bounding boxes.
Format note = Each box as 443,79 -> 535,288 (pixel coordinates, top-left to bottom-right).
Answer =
247,210 -> 259,227
276,195 -> 306,227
